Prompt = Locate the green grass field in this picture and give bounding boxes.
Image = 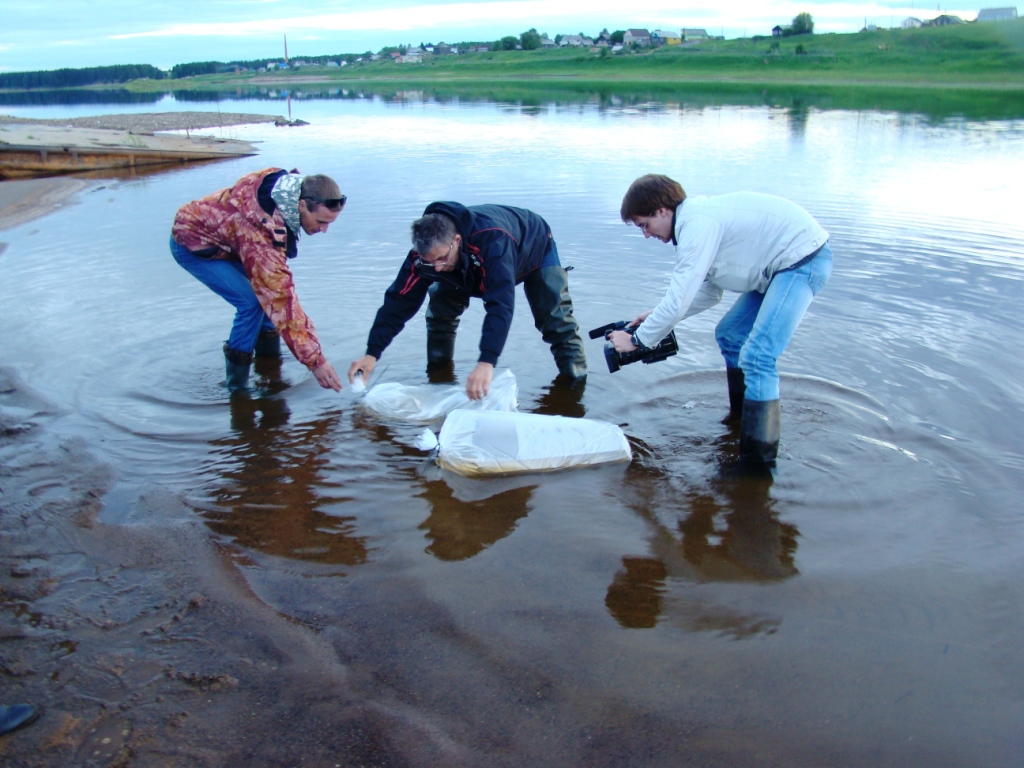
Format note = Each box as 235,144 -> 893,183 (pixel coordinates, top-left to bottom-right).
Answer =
146,20 -> 1024,92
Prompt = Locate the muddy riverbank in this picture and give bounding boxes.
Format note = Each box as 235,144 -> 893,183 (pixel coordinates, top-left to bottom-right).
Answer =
0,373 -> 446,767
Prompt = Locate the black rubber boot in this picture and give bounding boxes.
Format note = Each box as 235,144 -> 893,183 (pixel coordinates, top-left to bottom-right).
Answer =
253,329 -> 282,358
723,367 -> 745,425
524,266 -> 587,380
223,343 -> 254,392
739,398 -> 781,468
425,284 -> 468,368
252,330 -> 283,380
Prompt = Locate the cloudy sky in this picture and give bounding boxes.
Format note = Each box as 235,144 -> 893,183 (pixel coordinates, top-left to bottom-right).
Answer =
1,0 -> 979,73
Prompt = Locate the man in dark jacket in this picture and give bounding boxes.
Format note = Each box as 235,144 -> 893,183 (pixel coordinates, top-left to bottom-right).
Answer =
348,202 -> 586,399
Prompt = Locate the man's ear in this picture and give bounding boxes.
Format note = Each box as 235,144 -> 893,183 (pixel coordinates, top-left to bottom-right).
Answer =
297,198 -> 309,214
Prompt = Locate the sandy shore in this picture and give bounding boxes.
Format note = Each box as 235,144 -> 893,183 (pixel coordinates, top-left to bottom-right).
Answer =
0,367 -> 413,766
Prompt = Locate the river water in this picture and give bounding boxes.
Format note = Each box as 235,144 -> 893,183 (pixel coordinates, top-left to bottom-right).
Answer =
2,88 -> 1024,766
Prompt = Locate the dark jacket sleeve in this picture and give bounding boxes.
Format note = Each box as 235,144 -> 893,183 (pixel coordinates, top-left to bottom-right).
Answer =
473,231 -> 519,366
365,251 -> 431,359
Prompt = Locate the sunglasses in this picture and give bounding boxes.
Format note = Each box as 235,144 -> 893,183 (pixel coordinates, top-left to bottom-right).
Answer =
303,195 -> 347,211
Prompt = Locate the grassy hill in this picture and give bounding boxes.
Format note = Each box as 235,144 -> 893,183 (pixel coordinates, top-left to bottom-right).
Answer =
145,20 -> 1024,91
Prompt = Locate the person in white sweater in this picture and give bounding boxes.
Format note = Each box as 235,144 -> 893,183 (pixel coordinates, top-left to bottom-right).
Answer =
610,174 -> 833,468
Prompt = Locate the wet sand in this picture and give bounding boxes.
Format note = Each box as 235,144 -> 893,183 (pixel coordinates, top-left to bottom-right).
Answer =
0,366 -> 448,766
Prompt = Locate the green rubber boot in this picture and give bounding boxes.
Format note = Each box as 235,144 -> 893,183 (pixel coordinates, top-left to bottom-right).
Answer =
524,266 -> 587,380
223,343 -> 253,392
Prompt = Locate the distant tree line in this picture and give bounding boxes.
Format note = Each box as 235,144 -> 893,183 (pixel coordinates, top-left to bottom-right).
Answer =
0,64 -> 165,89
1,17 -> 812,90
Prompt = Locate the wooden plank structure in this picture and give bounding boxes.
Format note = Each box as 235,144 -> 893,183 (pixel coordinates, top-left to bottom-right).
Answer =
0,123 -> 258,179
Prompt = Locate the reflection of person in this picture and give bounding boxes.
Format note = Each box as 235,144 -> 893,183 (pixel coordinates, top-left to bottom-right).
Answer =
0,703 -> 39,735
612,174 -> 833,467
348,203 -> 587,400
170,168 -> 345,393
608,469 -> 797,630
204,397 -> 369,567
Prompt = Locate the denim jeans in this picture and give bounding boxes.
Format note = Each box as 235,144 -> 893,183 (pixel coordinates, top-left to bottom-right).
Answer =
170,236 -> 275,353
714,242 -> 833,402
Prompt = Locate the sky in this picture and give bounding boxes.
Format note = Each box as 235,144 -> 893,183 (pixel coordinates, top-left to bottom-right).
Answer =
0,0 -> 983,73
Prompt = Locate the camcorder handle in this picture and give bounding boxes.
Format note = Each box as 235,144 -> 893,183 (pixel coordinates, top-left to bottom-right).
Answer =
588,320 -> 632,340
588,320 -> 679,373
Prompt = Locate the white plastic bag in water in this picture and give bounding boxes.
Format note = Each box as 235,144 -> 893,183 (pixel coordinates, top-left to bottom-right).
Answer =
436,409 -> 632,477
360,369 -> 518,423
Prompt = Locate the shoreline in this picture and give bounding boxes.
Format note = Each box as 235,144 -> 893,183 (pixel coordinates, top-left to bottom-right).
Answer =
0,111 -> 280,232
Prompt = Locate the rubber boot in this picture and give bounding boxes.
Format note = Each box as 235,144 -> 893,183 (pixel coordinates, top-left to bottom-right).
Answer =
0,704 -> 39,735
723,367 -> 745,425
524,266 -> 587,380
739,398 -> 781,468
253,329 -> 282,358
223,343 -> 253,392
425,284 -> 468,369
253,330 -> 283,381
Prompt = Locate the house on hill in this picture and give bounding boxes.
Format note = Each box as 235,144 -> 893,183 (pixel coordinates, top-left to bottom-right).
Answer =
623,29 -> 652,46
924,14 -> 964,25
681,28 -> 709,41
901,17 -> 924,27
651,30 -> 682,45
560,34 -> 594,47
977,7 -> 1018,20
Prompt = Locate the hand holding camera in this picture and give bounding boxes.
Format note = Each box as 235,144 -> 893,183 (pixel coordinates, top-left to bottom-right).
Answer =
588,320 -> 679,373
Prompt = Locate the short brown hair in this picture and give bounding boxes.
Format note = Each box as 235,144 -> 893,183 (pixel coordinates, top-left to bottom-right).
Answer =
300,174 -> 343,211
619,174 -> 686,222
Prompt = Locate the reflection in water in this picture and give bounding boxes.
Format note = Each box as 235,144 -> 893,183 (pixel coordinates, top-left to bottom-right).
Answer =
605,556 -> 668,629
531,374 -> 587,418
608,464 -> 797,630
788,99 -> 809,138
677,470 -> 797,582
198,392 -> 368,567
416,480 -> 535,561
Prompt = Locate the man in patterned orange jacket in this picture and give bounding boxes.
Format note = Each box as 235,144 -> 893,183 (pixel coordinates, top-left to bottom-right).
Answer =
171,167 -> 345,393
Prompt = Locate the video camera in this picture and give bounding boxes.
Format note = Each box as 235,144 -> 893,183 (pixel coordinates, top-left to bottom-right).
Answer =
588,321 -> 679,373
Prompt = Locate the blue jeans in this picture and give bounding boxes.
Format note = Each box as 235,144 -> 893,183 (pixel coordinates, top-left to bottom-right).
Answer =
714,242 -> 833,402
170,236 -> 275,353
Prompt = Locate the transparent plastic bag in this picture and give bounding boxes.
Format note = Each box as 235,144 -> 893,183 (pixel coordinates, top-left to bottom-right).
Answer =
436,409 -> 632,477
360,369 -> 518,424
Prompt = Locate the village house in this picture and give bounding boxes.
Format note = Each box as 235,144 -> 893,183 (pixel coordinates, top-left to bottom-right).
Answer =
924,14 -> 964,25
681,28 -> 709,41
651,30 -> 682,46
623,29 -> 652,47
977,6 -> 1018,20
560,34 -> 594,47
901,17 -> 924,27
